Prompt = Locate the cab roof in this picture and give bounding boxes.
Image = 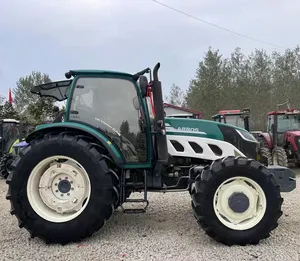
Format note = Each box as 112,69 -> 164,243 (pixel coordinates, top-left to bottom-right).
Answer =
268,109 -> 300,115
2,119 -> 19,123
68,70 -> 134,78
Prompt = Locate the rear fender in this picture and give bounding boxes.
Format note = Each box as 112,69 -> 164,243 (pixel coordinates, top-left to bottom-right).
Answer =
8,139 -> 20,153
258,132 -> 273,148
26,122 -> 124,167
285,133 -> 299,151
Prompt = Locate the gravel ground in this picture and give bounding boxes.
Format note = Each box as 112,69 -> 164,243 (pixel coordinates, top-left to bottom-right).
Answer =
1,171 -> 300,261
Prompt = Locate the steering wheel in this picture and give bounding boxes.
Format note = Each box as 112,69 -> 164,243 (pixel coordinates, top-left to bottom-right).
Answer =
53,111 -> 65,123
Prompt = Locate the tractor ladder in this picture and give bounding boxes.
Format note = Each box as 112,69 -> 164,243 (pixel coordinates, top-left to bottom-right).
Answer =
120,169 -> 149,214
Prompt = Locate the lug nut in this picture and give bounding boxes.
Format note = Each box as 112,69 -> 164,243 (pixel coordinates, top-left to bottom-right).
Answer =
55,190 -> 58,193
70,181 -> 73,184
55,183 -> 57,186
65,177 -> 68,179
61,194 -> 64,197
71,187 -> 74,190
67,193 -> 70,196
59,178 -> 62,181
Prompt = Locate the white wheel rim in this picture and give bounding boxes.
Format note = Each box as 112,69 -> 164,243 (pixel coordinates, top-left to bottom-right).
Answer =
27,156 -> 91,223
213,176 -> 267,230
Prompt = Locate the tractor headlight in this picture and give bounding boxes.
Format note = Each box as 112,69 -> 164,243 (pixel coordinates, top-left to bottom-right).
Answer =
235,129 -> 258,143
218,124 -> 258,159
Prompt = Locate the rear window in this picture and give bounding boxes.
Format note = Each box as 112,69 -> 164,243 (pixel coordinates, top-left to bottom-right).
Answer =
31,80 -> 72,101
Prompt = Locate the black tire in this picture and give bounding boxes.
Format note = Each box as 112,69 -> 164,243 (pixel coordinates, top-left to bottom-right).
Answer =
259,147 -> 272,166
272,146 -> 288,167
6,133 -> 119,245
257,137 -> 273,166
0,154 -> 14,179
191,156 -> 283,246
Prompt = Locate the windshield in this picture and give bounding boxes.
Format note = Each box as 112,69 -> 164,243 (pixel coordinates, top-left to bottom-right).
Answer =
31,80 -> 72,101
69,77 -> 148,163
223,115 -> 245,128
277,114 -> 300,132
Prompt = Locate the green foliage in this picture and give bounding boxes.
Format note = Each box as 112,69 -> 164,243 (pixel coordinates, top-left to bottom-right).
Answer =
0,102 -> 19,119
183,45 -> 300,130
164,84 -> 187,107
12,71 -> 55,125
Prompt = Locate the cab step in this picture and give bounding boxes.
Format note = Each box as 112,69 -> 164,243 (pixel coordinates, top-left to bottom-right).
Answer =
120,170 -> 149,213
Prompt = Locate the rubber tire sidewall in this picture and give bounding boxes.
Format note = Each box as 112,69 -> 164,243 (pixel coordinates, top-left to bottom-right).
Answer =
194,159 -> 281,245
9,135 -> 115,243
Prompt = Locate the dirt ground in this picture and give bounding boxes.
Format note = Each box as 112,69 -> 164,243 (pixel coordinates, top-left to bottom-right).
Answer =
0,169 -> 300,261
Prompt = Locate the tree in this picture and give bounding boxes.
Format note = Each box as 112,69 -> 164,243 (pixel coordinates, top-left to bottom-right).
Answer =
164,84 -> 187,107
0,102 -> 19,119
186,47 -> 229,118
13,71 -> 55,125
186,45 -> 300,130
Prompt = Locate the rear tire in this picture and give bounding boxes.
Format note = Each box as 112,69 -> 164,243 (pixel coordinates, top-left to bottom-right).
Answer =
191,156 -> 283,246
6,133 -> 119,245
272,146 -> 288,167
0,154 -> 14,179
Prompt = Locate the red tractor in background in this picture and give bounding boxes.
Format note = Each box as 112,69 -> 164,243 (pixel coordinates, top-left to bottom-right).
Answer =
258,100 -> 300,167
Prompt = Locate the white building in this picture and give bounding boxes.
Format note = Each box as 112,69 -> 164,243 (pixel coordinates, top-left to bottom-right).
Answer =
163,103 -> 203,119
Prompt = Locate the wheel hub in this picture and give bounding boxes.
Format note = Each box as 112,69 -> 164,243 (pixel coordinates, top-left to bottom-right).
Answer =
213,177 -> 267,230
58,179 -> 71,194
38,160 -> 89,214
228,192 -> 249,213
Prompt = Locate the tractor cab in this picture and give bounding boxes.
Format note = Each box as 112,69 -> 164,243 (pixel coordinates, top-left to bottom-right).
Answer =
212,109 -> 250,131
0,119 -> 21,179
258,100 -> 300,167
0,119 -> 20,156
267,109 -> 300,147
28,65 -> 168,169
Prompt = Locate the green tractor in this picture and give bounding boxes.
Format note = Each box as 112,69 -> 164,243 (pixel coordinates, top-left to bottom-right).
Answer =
0,119 -> 22,179
6,63 -> 296,246
212,109 -> 251,131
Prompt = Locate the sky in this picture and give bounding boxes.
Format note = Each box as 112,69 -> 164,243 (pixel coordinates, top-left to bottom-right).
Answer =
0,0 -> 299,102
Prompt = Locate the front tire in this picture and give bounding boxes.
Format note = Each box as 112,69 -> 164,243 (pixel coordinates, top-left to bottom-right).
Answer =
6,133 -> 119,245
191,156 -> 283,246
257,137 -> 272,166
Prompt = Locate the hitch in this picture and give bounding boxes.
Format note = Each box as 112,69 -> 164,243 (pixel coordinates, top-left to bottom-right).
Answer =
266,165 -> 296,192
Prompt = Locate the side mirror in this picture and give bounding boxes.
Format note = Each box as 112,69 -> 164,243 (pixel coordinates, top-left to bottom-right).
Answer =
133,96 -> 140,110
53,106 -> 60,113
139,76 -> 148,97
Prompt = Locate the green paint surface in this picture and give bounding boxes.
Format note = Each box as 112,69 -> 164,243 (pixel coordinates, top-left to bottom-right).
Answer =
36,122 -> 122,158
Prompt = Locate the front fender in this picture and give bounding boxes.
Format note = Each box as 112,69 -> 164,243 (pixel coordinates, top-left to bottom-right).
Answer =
9,139 -> 21,153
26,122 -> 124,167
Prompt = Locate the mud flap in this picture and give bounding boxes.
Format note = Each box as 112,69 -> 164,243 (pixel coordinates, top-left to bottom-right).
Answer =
266,165 -> 296,192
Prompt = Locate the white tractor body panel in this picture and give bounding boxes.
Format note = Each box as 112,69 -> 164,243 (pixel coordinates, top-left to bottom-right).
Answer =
166,135 -> 246,161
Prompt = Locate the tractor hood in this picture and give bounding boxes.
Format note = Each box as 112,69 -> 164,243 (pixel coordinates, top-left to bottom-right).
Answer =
165,117 -> 258,143
285,130 -> 300,137
165,117 -> 259,159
